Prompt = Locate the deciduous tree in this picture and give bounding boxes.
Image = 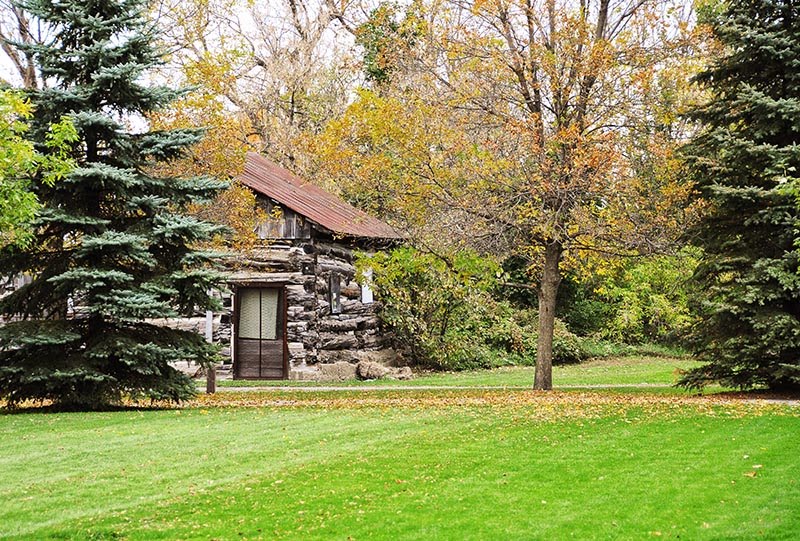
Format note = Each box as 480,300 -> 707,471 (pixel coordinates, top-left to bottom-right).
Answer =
0,90 -> 76,247
153,0 -> 360,171
315,0 -> 700,388
0,0 -> 39,88
146,0 -> 364,245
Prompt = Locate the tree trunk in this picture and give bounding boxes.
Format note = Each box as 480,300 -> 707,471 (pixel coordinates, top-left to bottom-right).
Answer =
534,241 -> 562,390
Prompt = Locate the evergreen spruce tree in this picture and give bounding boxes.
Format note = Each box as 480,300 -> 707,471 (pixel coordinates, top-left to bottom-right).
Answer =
680,0 -> 800,390
0,0 -> 227,408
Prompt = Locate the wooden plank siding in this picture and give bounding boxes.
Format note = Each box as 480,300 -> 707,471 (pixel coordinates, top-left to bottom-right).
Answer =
255,203 -> 312,240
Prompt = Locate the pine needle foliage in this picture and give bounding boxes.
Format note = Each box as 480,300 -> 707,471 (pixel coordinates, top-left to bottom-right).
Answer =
0,0 -> 228,409
680,0 -> 800,391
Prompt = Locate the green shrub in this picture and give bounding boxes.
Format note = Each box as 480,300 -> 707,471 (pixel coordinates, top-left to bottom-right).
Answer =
358,247 -> 499,370
552,330 -> 590,365
581,338 -> 688,358
509,309 -> 588,365
555,250 -> 700,345
360,248 -> 588,370
554,272 -> 615,336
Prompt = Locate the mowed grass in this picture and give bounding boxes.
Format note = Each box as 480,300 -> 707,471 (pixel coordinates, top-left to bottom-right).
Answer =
217,355 -> 703,389
1,388 -> 799,540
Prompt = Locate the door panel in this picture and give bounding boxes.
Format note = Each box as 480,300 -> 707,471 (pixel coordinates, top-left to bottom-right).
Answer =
235,287 -> 286,379
236,340 -> 284,378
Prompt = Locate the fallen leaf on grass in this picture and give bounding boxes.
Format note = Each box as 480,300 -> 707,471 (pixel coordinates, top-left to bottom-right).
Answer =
186,389 -> 798,424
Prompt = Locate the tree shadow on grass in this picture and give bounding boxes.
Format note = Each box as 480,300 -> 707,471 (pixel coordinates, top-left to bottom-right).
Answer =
0,399 -> 185,415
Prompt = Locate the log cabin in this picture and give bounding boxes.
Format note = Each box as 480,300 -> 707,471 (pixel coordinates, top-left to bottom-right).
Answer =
224,153 -> 404,380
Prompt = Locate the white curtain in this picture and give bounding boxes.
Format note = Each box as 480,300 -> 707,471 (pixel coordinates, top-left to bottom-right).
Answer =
238,288 -> 279,340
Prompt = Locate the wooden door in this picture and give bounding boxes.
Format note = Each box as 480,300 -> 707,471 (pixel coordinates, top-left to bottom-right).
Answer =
234,287 -> 287,379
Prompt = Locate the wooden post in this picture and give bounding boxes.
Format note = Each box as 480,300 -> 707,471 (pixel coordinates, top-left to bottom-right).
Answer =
205,294 -> 216,394
205,308 -> 213,342
206,365 -> 216,394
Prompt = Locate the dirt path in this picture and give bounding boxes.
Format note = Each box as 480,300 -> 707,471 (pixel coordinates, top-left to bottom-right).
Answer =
218,383 -> 678,392
208,384 -> 800,406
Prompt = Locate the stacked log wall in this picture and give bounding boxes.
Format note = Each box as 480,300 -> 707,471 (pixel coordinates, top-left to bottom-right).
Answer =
310,241 -> 395,367
224,239 -> 400,378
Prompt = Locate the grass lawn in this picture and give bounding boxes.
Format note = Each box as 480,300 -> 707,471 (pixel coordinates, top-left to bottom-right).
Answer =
1,387 -> 798,540
216,355 -> 703,389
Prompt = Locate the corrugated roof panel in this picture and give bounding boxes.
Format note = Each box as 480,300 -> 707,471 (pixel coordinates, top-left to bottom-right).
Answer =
237,153 -> 403,240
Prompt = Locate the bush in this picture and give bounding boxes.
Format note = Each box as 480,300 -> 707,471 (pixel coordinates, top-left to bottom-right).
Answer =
555,273 -> 616,337
552,330 -> 590,365
359,248 -> 588,370
358,247 -> 497,370
555,250 -> 700,345
509,309 -> 589,365
581,338 -> 688,358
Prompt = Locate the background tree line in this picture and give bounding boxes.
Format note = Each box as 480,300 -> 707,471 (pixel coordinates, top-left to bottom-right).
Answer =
1,0 -> 798,401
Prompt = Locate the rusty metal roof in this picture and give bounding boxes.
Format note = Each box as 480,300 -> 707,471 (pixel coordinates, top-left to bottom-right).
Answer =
238,152 -> 403,240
